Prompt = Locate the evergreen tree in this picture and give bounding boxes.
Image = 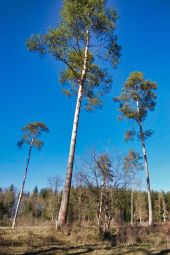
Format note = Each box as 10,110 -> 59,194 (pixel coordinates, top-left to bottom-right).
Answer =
165,191 -> 170,219
154,192 -> 162,222
160,191 -> 168,222
27,0 -> 120,227
115,72 -> 157,226
4,185 -> 16,219
12,122 -> 49,228
48,176 -> 62,221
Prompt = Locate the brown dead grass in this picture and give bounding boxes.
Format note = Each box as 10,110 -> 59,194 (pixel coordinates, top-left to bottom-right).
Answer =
116,223 -> 170,247
0,224 -> 170,255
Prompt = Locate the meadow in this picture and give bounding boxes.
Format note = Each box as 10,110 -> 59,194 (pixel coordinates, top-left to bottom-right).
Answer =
0,224 -> 170,255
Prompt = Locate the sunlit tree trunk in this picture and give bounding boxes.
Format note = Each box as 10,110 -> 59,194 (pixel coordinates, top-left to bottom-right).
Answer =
98,183 -> 104,232
161,192 -> 168,222
12,137 -> 34,228
136,98 -> 153,226
131,188 -> 134,226
139,206 -> 142,225
57,31 -> 89,228
78,186 -> 82,224
139,124 -> 153,226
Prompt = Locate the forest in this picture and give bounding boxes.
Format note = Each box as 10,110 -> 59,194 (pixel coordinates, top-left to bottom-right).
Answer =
0,0 -> 170,254
1,182 -> 170,227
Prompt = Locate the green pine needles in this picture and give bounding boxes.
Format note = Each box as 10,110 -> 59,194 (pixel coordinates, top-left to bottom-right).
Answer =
115,71 -> 157,226
115,71 -> 157,141
26,0 -> 121,111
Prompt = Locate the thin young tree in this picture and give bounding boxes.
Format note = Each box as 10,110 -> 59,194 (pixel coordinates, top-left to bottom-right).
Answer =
12,122 -> 49,228
135,191 -> 148,224
48,176 -> 63,221
96,154 -> 113,232
79,152 -> 114,232
123,149 -> 143,226
115,72 -> 157,226
160,191 -> 168,222
77,150 -> 134,232
27,0 -> 121,227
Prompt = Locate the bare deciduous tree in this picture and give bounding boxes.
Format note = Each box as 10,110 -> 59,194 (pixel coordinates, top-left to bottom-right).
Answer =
47,176 -> 63,221
123,150 -> 143,226
76,150 -> 135,233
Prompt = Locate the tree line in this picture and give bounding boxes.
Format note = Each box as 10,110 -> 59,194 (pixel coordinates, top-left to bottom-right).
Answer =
0,181 -> 169,229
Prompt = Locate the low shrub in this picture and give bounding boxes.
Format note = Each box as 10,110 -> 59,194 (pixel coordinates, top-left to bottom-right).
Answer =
116,223 -> 170,247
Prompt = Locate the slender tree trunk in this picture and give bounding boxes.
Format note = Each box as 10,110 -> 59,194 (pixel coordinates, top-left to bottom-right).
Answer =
139,124 -> 153,226
162,192 -> 167,222
56,30 -> 89,228
98,185 -> 104,232
139,206 -> 142,225
136,98 -> 153,226
131,188 -> 134,226
12,138 -> 34,228
78,187 -> 82,224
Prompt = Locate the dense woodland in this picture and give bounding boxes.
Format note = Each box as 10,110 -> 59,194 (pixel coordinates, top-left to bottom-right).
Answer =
1,180 -> 170,228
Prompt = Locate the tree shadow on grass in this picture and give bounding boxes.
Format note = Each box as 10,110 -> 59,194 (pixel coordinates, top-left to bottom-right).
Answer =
21,246 -> 159,255
22,244 -> 122,255
119,248 -> 170,255
153,249 -> 170,255
23,244 -> 96,255
13,245 -> 170,255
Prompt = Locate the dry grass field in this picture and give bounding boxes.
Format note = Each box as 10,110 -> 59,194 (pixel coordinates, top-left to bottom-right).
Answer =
0,226 -> 170,255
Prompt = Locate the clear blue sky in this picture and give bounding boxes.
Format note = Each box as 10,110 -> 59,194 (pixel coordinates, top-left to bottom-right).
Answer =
0,0 -> 170,191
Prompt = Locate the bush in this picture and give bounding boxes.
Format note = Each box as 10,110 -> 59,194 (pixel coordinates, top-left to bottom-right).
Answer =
116,223 -> 170,247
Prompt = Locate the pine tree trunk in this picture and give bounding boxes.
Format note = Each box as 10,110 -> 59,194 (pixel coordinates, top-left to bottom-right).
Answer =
56,30 -> 89,228
12,138 -> 33,228
131,189 -> 134,226
139,124 -> 153,226
139,207 -> 142,225
56,85 -> 83,228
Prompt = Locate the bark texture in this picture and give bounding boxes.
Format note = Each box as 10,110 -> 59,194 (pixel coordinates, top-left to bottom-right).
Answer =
131,189 -> 134,226
136,99 -> 153,226
12,138 -> 33,228
139,124 -> 153,226
57,31 -> 89,228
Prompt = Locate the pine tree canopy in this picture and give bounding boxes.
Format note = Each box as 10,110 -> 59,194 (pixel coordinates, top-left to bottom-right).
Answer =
26,0 -> 121,111
116,72 -> 157,123
115,72 -> 157,141
17,122 -> 49,149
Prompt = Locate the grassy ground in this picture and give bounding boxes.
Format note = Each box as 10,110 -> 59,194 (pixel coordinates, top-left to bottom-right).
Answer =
0,227 -> 170,255
1,244 -> 170,255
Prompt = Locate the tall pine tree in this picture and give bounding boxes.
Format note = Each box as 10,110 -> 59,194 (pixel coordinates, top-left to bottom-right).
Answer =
115,72 -> 157,226
27,0 -> 120,227
12,122 -> 49,228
